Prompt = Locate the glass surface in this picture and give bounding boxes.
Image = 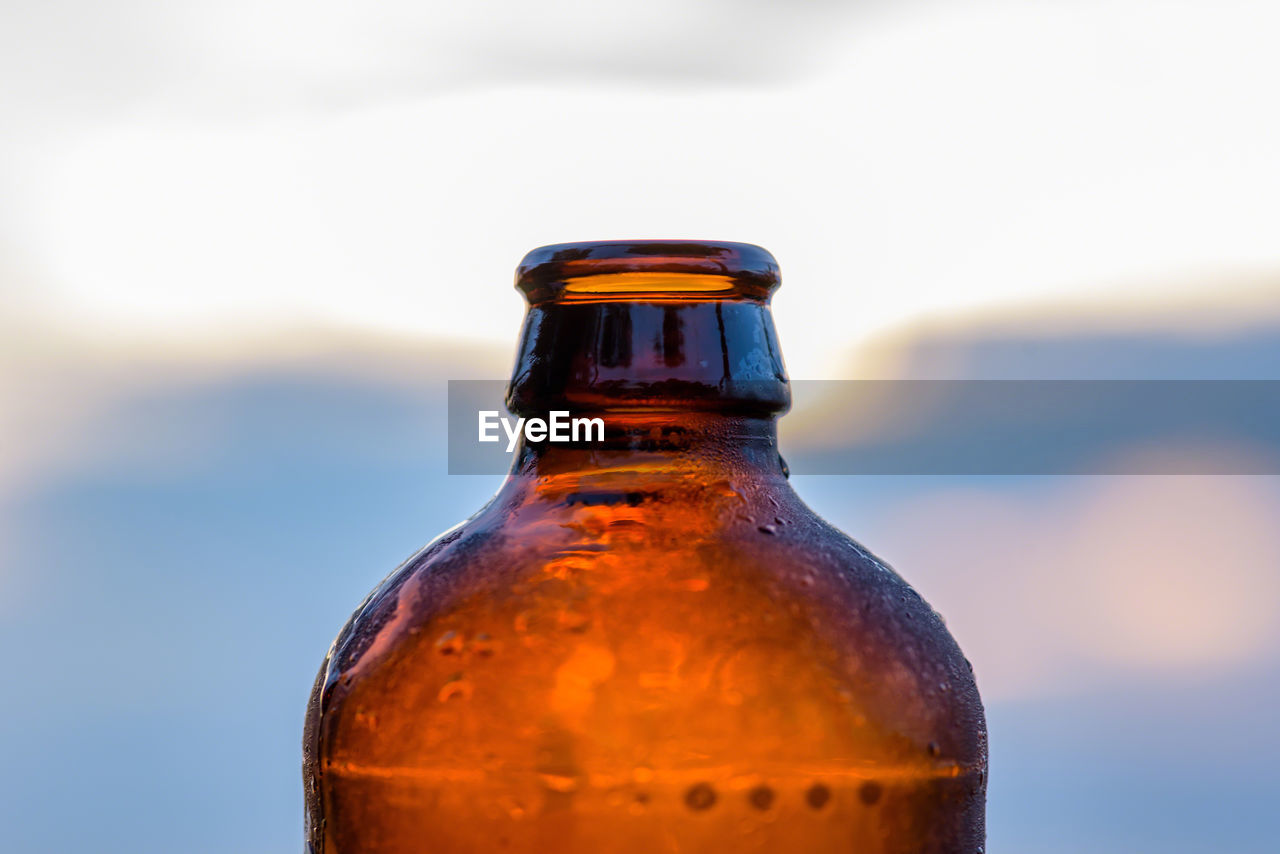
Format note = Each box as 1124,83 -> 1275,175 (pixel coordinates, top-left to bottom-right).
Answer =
303,242 -> 987,853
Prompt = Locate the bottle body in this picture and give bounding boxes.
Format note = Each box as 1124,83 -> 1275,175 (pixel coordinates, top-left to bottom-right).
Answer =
304,242 -> 986,852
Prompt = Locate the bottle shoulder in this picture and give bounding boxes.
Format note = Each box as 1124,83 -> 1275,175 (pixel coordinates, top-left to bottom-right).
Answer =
314,486 -> 984,769
332,484 -> 929,649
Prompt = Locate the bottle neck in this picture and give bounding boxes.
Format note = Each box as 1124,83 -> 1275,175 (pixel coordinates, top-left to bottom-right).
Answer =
501,240 -> 792,493
507,299 -> 790,417
509,412 -> 787,482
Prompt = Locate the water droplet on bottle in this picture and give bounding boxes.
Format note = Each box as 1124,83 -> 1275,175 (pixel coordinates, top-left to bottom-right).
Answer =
858,780 -> 883,806
927,741 -> 942,758
757,524 -> 778,535
684,782 -> 717,811
473,633 -> 496,658
748,785 -> 775,810
435,631 -> 464,655
538,772 -> 580,793
805,783 -> 831,809
437,675 -> 472,702
559,609 -> 591,633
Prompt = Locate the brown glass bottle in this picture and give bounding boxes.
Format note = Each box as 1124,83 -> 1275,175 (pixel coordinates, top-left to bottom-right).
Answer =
303,241 -> 987,853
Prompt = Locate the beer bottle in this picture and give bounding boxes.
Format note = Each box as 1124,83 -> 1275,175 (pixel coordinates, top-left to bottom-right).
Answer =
303,241 -> 987,853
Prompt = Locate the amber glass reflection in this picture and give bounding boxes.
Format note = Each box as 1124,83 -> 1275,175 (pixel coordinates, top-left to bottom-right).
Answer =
303,241 -> 987,853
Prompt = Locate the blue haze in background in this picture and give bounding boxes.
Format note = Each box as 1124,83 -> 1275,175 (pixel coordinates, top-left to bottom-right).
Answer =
2,320 -> 1278,853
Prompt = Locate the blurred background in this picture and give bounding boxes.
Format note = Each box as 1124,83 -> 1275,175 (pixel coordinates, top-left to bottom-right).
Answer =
2,1 -> 1278,852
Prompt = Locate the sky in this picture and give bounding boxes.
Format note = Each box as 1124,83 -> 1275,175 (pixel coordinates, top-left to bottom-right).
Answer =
1,1 -> 1279,852
4,0 -> 1280,367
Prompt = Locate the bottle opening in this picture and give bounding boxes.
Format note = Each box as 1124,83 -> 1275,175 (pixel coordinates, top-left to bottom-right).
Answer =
516,240 -> 780,305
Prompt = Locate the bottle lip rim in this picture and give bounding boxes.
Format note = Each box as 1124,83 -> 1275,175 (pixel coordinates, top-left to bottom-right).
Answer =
515,240 -> 781,304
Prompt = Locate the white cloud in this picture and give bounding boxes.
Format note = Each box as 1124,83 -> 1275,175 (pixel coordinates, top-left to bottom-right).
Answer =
3,0 -> 1279,378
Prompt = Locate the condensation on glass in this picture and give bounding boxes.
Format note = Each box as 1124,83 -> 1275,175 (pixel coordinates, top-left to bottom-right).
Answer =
303,241 -> 988,853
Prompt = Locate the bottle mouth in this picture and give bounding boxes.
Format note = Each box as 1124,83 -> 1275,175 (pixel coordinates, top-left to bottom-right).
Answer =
515,240 -> 780,305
